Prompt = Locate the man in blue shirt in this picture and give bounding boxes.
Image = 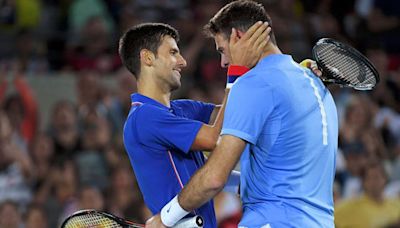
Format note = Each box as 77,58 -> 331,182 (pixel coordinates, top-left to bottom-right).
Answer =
119,22 -> 271,227
148,1 -> 338,228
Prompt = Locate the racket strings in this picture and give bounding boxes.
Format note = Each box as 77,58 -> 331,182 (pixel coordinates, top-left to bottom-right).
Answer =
315,44 -> 377,88
63,213 -> 124,228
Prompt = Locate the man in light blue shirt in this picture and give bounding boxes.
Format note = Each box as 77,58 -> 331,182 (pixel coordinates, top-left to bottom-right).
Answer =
147,1 -> 338,227
224,54 -> 337,227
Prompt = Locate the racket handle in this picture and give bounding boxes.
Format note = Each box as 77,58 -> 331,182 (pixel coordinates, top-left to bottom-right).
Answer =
173,215 -> 204,228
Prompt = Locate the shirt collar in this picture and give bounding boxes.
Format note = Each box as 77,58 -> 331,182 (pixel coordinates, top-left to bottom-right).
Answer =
131,93 -> 169,110
257,54 -> 293,66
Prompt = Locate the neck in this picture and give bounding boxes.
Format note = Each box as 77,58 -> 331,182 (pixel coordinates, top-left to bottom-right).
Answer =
137,76 -> 171,107
260,43 -> 282,60
367,192 -> 384,204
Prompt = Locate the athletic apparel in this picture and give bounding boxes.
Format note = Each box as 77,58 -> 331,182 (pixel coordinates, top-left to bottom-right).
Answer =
222,54 -> 338,228
123,93 -> 216,228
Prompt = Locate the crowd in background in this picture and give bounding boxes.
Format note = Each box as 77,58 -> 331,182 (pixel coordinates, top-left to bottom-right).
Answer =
0,0 -> 399,227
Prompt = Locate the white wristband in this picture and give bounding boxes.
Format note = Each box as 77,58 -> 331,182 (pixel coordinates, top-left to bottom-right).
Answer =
160,195 -> 190,227
226,82 -> 234,89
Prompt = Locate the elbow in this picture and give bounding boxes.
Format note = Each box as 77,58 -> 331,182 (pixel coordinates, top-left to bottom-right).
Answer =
203,137 -> 217,151
205,141 -> 217,151
207,176 -> 226,193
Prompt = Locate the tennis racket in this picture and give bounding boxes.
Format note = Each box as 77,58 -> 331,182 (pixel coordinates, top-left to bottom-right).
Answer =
312,38 -> 379,90
61,209 -> 204,228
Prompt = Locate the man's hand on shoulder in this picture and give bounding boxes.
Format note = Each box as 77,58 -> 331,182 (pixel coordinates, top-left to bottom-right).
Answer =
300,59 -> 322,77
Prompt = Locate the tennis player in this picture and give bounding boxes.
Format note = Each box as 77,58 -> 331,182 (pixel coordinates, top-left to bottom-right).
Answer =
119,22 -> 270,228
147,1 -> 338,228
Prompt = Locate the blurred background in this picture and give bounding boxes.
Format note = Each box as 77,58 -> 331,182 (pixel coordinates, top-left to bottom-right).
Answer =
0,0 -> 399,227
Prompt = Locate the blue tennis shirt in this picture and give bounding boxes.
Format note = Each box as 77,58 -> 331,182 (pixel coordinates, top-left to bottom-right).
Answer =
222,54 -> 338,228
123,93 -> 216,228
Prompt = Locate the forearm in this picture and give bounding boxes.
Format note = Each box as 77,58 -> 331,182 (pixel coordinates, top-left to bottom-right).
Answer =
208,105 -> 221,124
192,91 -> 228,151
178,160 -> 224,211
210,89 -> 228,133
161,138 -> 244,227
180,137 -> 242,211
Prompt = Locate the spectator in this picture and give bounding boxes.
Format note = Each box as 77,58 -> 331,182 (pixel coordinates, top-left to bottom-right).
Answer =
0,110 -> 33,209
66,16 -> 120,73
75,110 -> 111,190
24,204 -> 48,228
107,166 -> 144,221
335,161 -> 400,228
0,200 -> 23,228
77,185 -> 105,211
29,133 -> 54,204
48,100 -> 81,163
42,160 -> 78,228
0,74 -> 38,145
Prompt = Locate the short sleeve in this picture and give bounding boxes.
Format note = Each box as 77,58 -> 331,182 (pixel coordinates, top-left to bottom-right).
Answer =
221,76 -> 275,144
134,105 -> 203,153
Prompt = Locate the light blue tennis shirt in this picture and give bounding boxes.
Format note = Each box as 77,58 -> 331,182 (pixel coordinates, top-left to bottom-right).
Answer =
222,54 -> 338,228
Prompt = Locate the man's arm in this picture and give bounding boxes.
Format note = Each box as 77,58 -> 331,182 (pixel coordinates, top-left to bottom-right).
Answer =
180,135 -> 245,210
145,135 -> 246,227
190,90 -> 228,151
208,105 -> 221,124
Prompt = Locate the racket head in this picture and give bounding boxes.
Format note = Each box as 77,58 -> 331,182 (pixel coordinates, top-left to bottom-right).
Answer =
312,38 -> 380,90
61,209 -> 142,228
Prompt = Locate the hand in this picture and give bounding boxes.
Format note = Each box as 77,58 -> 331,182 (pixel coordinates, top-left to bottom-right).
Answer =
145,214 -> 168,228
229,21 -> 271,68
299,59 -> 322,77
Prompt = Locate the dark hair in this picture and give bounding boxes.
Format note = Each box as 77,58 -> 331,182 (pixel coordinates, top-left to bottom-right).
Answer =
204,0 -> 276,44
118,23 -> 179,78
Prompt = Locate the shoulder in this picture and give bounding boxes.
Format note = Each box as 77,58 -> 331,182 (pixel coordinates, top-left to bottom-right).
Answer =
237,67 -> 287,87
172,99 -> 213,107
172,99 -> 214,113
127,104 -> 169,123
231,69 -> 278,95
172,99 -> 199,107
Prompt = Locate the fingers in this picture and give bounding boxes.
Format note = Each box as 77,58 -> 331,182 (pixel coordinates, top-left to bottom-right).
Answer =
248,22 -> 269,44
254,26 -> 271,49
300,59 -> 323,77
240,21 -> 264,41
312,65 -> 323,77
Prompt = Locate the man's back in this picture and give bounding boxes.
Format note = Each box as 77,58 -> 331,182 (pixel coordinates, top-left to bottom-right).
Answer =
222,54 -> 338,227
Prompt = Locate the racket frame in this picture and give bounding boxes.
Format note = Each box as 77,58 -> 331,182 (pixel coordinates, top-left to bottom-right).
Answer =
61,209 -> 204,228
60,209 -> 144,228
312,38 -> 380,90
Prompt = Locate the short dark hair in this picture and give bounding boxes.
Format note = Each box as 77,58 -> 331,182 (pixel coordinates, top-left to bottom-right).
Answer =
119,23 -> 179,78
204,0 -> 276,44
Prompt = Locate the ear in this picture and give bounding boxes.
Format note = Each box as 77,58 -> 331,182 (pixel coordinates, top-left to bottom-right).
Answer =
140,49 -> 155,66
236,29 -> 245,39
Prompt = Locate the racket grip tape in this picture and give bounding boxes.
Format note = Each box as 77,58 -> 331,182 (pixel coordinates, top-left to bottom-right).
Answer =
173,216 -> 204,228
